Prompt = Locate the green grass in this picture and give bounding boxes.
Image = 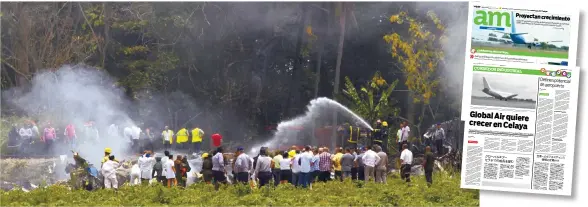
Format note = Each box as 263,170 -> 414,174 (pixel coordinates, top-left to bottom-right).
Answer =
1,172 -> 479,206
472,46 -> 569,59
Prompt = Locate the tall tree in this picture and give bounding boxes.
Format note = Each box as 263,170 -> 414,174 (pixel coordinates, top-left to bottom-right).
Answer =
383,10 -> 447,138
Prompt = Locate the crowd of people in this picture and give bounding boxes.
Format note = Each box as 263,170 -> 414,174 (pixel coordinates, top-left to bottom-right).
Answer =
98,141 -> 440,191
6,120 -> 222,156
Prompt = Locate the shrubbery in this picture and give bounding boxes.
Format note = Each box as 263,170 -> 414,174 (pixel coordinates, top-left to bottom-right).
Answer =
1,172 -> 479,206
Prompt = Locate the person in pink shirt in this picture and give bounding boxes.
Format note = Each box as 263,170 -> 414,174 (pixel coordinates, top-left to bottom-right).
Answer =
64,124 -> 77,150
42,122 -> 57,154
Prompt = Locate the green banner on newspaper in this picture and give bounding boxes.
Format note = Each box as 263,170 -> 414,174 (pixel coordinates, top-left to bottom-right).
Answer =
473,66 -> 572,78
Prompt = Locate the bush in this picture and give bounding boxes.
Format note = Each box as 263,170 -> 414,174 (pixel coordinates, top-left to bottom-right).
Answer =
1,172 -> 479,206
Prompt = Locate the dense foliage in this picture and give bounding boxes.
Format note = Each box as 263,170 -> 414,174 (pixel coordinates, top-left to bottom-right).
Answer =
1,173 -> 479,206
1,2 -> 468,149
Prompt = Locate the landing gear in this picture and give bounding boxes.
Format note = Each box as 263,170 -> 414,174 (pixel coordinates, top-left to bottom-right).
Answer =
527,44 -> 532,49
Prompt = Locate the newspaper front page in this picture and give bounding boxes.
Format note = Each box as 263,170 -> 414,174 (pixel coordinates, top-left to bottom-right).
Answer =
461,1 -> 580,120
459,64 -> 580,196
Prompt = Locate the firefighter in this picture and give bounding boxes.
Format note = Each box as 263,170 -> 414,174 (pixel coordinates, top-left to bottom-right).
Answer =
372,120 -> 383,147
345,123 -> 360,150
379,121 -> 389,154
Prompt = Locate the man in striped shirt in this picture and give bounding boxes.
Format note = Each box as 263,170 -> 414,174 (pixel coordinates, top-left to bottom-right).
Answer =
318,147 -> 332,182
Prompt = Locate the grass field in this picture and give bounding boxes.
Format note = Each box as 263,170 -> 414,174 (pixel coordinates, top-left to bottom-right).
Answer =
1,172 -> 479,206
472,45 -> 569,59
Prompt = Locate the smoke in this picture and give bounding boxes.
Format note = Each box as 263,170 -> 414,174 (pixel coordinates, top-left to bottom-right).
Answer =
247,97 -> 371,155
414,2 -> 469,106
2,64 -> 136,165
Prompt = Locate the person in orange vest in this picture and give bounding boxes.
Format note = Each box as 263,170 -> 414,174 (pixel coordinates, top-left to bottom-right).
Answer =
191,126 -> 204,153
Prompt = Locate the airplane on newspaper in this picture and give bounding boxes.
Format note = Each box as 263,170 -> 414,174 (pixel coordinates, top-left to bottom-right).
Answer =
481,77 -> 518,101
483,11 -> 564,49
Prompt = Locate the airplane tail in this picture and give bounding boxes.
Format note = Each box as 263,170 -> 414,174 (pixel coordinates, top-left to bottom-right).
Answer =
511,11 -> 516,34
482,77 -> 491,90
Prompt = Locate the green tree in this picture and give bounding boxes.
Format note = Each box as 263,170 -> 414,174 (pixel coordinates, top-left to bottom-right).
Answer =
383,10 -> 447,137
342,71 -> 400,125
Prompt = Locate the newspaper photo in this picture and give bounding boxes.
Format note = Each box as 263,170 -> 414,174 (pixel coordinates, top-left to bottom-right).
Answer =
459,65 -> 580,196
461,1 -> 580,121
465,1 -> 579,66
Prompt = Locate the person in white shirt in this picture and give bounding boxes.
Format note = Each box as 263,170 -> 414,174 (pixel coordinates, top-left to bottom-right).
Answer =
234,147 -> 252,184
138,152 -> 156,184
361,145 -> 381,182
131,126 -> 142,153
164,154 -> 177,187
101,155 -> 120,189
108,124 -> 119,138
253,147 -> 273,188
433,123 -> 445,156
291,150 -> 301,186
279,151 -> 292,184
396,123 -> 403,156
129,160 -> 141,186
161,126 -> 174,150
400,144 -> 413,183
123,126 -> 133,142
401,121 -> 410,145
297,146 -> 314,188
19,125 -> 33,144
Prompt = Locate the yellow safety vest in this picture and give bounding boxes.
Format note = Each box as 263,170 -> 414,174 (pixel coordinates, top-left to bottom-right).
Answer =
163,130 -> 174,144
348,126 -> 360,143
176,128 -> 189,143
191,128 -> 203,143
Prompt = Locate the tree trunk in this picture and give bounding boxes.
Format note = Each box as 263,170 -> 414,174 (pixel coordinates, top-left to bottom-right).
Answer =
331,2 -> 347,149
102,2 -> 110,68
287,4 -> 309,117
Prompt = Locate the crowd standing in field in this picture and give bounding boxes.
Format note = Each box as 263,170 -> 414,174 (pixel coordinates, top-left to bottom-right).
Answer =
6,118 -> 449,191
98,142 -> 441,191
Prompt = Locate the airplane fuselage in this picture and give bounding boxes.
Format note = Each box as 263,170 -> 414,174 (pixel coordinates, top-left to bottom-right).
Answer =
510,34 -> 539,49
482,88 -> 516,101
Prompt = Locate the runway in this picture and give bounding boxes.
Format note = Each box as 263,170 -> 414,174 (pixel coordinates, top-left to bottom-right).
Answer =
471,96 -> 537,109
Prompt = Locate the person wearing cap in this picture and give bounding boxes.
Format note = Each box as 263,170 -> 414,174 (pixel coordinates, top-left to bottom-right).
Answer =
101,148 -> 115,166
380,121 -> 389,154
371,120 -> 382,144
101,155 -> 120,189
234,147 -> 252,184
201,152 -> 214,184
433,123 -> 446,156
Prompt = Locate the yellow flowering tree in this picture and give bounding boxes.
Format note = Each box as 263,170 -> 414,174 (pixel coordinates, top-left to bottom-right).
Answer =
383,11 -> 447,135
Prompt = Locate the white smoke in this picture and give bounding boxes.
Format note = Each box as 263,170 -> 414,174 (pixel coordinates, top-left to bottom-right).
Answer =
248,97 -> 372,154
3,64 -> 136,165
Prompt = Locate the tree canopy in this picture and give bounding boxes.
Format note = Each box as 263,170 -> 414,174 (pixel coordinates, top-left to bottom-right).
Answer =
1,2 -> 467,144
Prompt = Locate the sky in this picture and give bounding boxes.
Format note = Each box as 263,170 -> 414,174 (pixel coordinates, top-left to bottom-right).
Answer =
471,72 -> 539,100
471,9 -> 571,47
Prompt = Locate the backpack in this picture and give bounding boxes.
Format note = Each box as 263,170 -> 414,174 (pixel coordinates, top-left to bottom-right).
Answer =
153,162 -> 163,173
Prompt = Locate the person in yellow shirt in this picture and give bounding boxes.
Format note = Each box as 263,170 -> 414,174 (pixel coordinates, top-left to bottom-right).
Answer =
101,147 -> 119,166
191,126 -> 204,153
288,145 -> 297,158
176,127 -> 189,150
332,147 -> 344,181
161,126 -> 174,151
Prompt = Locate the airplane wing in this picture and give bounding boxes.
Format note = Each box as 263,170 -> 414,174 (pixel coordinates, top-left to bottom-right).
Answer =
506,94 -> 518,100
540,40 -> 563,43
